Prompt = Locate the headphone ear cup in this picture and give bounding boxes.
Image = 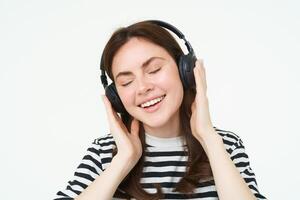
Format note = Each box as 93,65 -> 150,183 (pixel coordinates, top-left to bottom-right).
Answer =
178,54 -> 197,90
105,83 -> 127,114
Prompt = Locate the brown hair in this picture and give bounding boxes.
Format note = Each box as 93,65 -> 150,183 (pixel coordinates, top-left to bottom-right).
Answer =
101,20 -> 213,200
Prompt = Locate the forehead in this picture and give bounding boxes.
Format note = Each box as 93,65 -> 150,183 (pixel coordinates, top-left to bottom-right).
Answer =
111,37 -> 171,77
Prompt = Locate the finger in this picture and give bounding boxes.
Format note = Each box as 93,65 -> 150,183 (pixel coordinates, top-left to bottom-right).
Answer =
130,118 -> 140,137
193,60 -> 203,93
101,95 -> 120,125
200,60 -> 207,90
101,95 -> 113,119
101,95 -> 130,144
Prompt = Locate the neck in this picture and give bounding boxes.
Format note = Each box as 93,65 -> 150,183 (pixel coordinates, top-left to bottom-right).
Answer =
143,110 -> 182,138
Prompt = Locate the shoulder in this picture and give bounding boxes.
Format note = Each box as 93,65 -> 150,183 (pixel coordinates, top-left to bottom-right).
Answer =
88,134 -> 116,157
93,133 -> 116,146
213,127 -> 244,153
87,133 -> 117,169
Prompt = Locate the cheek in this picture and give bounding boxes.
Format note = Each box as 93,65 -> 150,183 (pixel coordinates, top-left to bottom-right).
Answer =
165,68 -> 184,101
159,67 -> 183,88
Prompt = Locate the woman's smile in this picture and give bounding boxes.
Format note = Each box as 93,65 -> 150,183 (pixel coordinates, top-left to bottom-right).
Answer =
139,94 -> 166,113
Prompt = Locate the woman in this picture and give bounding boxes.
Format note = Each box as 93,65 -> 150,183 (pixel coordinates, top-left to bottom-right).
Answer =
55,20 -> 267,200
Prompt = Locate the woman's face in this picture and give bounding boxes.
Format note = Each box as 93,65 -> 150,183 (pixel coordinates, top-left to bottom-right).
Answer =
111,37 -> 184,130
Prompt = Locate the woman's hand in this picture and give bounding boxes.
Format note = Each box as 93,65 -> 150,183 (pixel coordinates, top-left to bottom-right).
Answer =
190,60 -> 218,145
101,95 -> 142,169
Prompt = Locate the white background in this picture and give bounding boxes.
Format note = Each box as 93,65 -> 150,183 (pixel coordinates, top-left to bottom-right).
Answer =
0,0 -> 299,199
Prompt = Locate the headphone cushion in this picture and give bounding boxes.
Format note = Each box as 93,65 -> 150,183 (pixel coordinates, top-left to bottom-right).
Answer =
178,54 -> 196,89
105,83 -> 127,114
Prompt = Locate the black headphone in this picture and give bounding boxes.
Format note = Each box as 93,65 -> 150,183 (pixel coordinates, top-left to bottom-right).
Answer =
100,20 -> 197,114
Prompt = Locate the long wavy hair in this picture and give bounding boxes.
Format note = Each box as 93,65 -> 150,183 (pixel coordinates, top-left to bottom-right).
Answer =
101,20 -> 213,200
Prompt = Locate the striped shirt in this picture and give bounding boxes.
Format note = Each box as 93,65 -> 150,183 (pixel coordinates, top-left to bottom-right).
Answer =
54,128 -> 267,199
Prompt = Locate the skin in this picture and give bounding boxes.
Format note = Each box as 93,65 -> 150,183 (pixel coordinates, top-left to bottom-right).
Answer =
99,36 -> 257,200
111,37 -> 184,138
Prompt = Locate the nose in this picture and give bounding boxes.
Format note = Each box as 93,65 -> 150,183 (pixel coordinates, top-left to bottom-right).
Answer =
137,77 -> 154,95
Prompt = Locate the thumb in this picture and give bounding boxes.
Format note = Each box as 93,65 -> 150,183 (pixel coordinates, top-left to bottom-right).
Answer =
130,118 -> 140,137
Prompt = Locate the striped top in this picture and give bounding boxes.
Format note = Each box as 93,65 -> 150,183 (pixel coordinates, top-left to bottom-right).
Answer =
54,128 -> 267,199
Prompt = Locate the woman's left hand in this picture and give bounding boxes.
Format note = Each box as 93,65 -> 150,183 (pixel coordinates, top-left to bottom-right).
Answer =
190,59 -> 216,144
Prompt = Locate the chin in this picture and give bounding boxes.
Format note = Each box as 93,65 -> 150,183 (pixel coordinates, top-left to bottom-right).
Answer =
143,118 -> 168,128
140,110 -> 177,129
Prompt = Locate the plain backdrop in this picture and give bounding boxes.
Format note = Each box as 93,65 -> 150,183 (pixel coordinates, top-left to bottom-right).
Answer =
0,0 -> 299,199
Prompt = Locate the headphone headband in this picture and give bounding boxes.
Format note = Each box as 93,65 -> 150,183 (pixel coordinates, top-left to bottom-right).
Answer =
100,20 -> 195,89
144,20 -> 194,54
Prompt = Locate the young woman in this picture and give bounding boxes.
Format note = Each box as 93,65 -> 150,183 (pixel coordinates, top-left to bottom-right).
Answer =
55,20 -> 267,200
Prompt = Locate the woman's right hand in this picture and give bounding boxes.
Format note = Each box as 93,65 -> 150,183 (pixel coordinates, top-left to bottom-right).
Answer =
101,95 -> 142,170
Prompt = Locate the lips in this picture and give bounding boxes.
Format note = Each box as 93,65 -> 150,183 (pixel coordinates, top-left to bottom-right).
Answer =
138,94 -> 166,107
140,94 -> 166,113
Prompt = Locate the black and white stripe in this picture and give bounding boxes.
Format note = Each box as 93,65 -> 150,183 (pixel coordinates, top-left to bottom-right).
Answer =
54,128 -> 267,200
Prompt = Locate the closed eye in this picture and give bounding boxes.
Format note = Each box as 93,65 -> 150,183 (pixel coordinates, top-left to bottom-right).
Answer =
121,81 -> 132,87
121,68 -> 161,87
149,68 -> 161,74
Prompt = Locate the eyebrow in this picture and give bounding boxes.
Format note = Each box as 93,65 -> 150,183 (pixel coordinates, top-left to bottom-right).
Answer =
115,56 -> 164,81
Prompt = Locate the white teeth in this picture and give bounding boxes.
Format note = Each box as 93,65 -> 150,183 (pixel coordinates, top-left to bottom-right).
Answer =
140,96 -> 164,108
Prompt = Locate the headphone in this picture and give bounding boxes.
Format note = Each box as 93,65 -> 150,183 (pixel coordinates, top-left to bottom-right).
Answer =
100,20 -> 197,114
